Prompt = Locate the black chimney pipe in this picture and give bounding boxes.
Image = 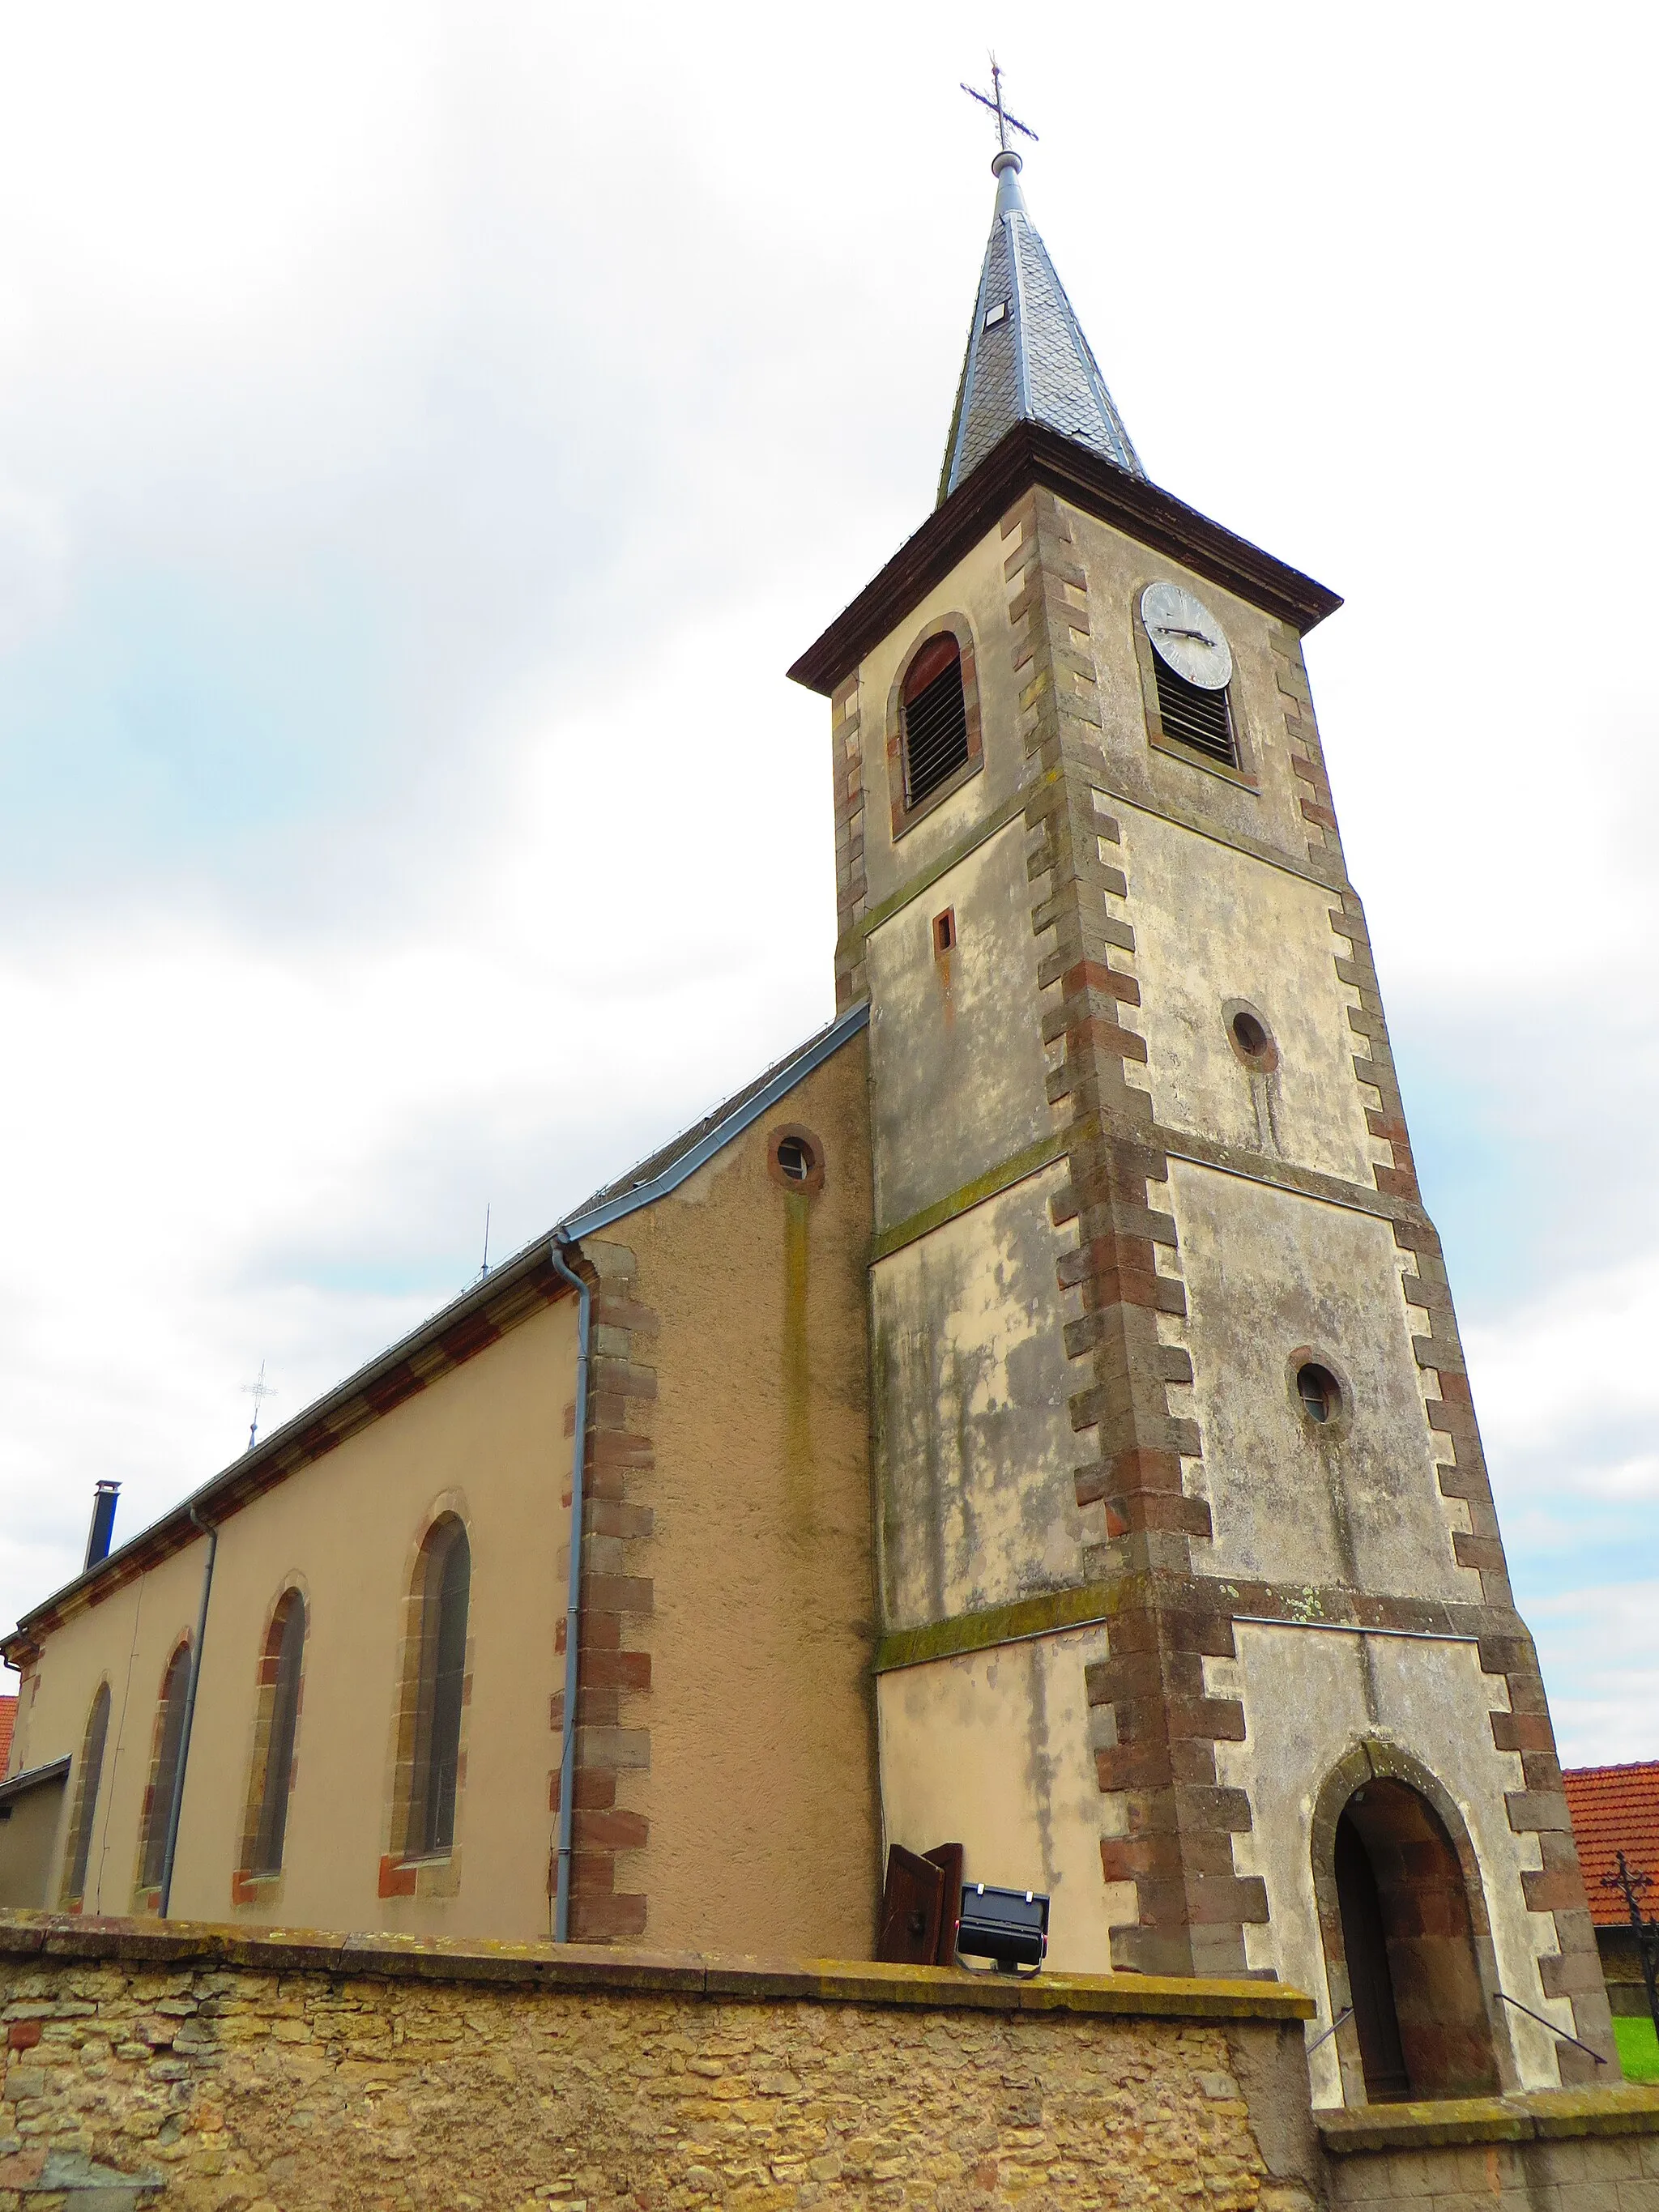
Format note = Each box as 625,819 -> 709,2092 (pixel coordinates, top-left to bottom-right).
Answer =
83,1481 -> 119,1571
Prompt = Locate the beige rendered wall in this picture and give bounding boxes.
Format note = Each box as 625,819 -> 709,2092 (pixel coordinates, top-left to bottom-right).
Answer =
616,1033 -> 881,1958
1170,1160 -> 1478,1601
872,1162 -> 1083,1628
1111,802 -> 1387,1187
876,1622 -> 1123,1974
864,816 -> 1056,1233
11,1296 -> 578,1941
0,1778 -> 66,1909
10,1541 -> 209,1920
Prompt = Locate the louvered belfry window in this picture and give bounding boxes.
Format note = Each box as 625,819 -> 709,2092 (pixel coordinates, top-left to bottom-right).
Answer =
1152,655 -> 1237,768
902,635 -> 970,808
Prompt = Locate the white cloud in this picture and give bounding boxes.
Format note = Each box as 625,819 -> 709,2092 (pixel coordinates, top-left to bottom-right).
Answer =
0,2 -> 1655,1770
1527,1586 -> 1659,1769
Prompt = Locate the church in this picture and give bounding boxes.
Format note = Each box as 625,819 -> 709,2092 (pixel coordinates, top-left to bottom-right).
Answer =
0,130 -> 1618,2117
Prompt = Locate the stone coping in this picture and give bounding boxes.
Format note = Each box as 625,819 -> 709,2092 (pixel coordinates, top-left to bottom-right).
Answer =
1318,2083 -> 1659,2154
0,1911 -> 1312,2022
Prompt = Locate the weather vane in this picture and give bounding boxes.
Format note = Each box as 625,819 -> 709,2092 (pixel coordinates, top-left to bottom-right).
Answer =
961,56 -> 1038,156
241,1360 -> 278,1452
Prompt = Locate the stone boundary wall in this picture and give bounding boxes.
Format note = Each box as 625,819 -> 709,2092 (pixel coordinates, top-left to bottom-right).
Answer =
2,1916 -> 1655,2212
0,1914 -> 1324,2211
1321,2087 -> 1659,2210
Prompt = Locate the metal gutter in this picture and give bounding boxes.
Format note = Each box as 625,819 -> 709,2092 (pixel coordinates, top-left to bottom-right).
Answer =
558,1000 -> 868,1239
548,1243 -> 591,1942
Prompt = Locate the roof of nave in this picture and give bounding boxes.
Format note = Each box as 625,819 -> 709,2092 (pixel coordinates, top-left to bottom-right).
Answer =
1562,1760 -> 1659,1926
2,1002 -> 868,1660
563,1002 -> 863,1231
940,152 -> 1143,504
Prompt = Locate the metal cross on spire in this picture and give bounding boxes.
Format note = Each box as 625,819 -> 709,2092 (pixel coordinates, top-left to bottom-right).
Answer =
241,1359 -> 277,1452
961,56 -> 1038,155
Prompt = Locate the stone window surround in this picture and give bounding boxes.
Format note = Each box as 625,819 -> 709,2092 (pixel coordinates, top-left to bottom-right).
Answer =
1129,589 -> 1261,793
884,613 -> 984,843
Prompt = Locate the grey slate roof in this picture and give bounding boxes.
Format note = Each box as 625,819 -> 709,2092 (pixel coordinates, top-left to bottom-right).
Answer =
940,154 -> 1143,504
559,1000 -> 868,1235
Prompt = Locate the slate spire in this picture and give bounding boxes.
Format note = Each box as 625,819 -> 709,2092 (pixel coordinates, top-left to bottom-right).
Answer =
939,150 -> 1144,504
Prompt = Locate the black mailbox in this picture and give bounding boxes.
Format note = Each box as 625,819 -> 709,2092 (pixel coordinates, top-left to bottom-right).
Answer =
956,1882 -> 1049,1973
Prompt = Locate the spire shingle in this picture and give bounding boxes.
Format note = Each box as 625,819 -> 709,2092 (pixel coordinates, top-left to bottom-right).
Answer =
939,152 -> 1143,504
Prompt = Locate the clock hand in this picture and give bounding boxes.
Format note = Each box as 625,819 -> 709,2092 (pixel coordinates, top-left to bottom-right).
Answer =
1154,624 -> 1214,643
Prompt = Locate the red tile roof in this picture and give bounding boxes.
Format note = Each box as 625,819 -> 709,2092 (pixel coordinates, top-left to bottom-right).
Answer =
1563,1762 -> 1659,1927
0,1695 -> 14,1778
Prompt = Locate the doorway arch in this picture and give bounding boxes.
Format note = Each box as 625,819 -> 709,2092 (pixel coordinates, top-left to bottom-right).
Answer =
1311,1744 -> 1511,2104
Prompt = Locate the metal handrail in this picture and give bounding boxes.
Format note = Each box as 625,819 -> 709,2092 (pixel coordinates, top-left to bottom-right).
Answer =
1307,2006 -> 1353,2056
1497,1990 -> 1607,2065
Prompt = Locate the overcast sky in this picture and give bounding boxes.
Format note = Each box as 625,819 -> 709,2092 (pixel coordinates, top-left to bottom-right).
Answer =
0,2 -> 1653,1766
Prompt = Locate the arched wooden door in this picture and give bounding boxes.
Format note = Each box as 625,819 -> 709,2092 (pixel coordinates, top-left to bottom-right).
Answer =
1334,1778 -> 1500,2102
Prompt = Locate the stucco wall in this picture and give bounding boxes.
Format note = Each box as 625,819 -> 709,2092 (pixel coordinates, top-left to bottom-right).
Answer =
864,816 -> 1056,1233
1212,1622 -> 1572,2097
1169,1160 -> 1475,1601
876,1622 -> 1124,1974
0,1783 -> 65,1912
871,1164 -> 1081,1630
12,1298 -> 578,1941
621,1033 -> 880,1958
1111,803 -> 1384,1187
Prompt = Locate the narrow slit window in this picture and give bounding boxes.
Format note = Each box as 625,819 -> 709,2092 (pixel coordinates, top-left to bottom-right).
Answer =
1152,656 -> 1237,767
409,1520 -> 470,1859
902,637 -> 970,808
139,1644 -> 191,1893
933,908 -> 955,957
62,1684 -> 111,1908
249,1592 -> 305,1877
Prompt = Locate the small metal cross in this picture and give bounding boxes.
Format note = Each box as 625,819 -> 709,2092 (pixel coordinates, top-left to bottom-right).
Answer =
961,56 -> 1038,154
241,1359 -> 278,1452
1604,1850 -> 1659,2041
1605,1848 -> 1655,1926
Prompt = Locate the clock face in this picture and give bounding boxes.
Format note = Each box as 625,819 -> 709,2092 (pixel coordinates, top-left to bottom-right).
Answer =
1141,582 -> 1233,691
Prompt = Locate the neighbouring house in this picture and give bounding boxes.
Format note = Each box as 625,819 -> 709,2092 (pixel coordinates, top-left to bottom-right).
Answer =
1564,1759 -> 1659,2020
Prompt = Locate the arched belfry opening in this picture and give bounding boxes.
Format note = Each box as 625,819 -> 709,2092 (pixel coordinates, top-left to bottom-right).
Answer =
1315,1754 -> 1508,2105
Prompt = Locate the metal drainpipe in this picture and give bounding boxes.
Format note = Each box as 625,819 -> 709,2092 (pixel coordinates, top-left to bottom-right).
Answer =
549,1237 -> 591,1943
158,1503 -> 218,1919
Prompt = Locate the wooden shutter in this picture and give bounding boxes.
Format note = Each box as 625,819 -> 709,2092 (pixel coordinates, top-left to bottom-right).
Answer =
876,1844 -> 945,1966
924,1842 -> 965,1966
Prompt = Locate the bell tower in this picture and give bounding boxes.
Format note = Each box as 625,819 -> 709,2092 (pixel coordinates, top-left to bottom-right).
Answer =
790,136 -> 1618,2100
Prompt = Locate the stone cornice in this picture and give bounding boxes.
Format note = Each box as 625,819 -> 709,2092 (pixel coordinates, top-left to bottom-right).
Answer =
0,1912 -> 1312,2021
1319,2086 -> 1659,2154
787,420 -> 1342,697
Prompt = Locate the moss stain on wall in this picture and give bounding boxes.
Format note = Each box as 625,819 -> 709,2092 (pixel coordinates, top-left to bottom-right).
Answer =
783,1187 -> 812,1528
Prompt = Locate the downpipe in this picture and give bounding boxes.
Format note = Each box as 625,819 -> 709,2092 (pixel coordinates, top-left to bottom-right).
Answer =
549,1237 -> 591,1943
158,1503 -> 218,1918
